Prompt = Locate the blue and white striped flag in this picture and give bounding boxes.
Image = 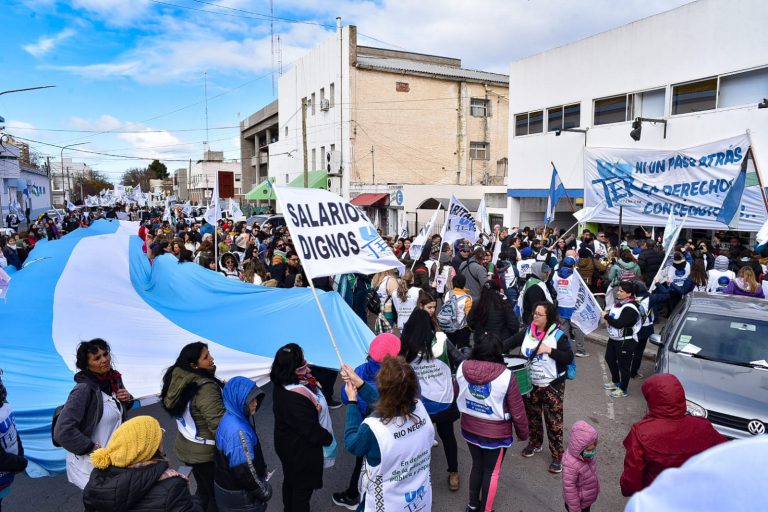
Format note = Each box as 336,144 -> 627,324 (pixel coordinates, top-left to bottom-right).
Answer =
545,166 -> 567,226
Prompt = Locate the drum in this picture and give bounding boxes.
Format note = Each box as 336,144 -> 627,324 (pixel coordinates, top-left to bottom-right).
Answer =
504,356 -> 532,395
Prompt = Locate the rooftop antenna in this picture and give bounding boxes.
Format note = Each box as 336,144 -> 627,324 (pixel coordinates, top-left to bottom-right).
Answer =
270,0 -> 275,95
278,35 -> 283,76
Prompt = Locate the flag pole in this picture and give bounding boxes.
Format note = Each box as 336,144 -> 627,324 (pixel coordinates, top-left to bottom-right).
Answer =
649,214 -> 689,293
410,203 -> 443,272
271,184 -> 345,367
745,131 -> 768,213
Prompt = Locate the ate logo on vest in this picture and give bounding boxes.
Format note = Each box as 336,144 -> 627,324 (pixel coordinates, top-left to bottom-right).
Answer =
468,383 -> 491,400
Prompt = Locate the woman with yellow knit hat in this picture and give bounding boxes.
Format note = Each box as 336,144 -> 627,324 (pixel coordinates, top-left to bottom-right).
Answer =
83,416 -> 202,511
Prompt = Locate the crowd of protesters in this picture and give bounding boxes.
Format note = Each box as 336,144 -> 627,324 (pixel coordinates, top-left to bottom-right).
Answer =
2,211 -> 766,512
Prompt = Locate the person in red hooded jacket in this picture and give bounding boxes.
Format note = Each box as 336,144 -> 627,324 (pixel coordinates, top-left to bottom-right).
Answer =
620,374 -> 726,497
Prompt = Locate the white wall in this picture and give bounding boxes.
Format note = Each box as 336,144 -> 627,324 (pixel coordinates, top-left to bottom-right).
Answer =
269,25 -> 352,197
507,0 -> 768,196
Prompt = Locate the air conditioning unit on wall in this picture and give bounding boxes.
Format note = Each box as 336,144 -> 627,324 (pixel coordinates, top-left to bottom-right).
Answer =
320,99 -> 330,111
327,176 -> 341,194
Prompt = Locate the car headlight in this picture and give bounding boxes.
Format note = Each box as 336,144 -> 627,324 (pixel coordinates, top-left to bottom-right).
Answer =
686,400 -> 707,418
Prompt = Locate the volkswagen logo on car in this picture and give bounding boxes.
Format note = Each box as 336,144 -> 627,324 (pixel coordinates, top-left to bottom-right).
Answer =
747,420 -> 766,436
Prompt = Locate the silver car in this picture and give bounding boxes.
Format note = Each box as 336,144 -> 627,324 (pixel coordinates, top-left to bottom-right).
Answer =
650,292 -> 768,439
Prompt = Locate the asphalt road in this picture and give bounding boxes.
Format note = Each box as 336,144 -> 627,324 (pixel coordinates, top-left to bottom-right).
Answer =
6,339 -> 653,512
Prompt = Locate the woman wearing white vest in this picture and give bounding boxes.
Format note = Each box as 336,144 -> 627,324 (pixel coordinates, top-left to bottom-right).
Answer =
401,309 -> 462,491
161,342 -> 226,512
504,302 -> 574,474
342,356 -> 435,512
601,281 -> 642,399
392,270 -> 422,333
372,268 -> 399,327
457,334 -> 529,512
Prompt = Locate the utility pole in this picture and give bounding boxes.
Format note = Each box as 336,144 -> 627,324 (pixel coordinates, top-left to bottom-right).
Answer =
302,97 -> 309,188
66,167 -> 71,203
371,146 -> 375,184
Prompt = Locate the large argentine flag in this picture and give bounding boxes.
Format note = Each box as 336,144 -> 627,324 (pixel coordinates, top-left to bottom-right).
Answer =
0,220 -> 372,477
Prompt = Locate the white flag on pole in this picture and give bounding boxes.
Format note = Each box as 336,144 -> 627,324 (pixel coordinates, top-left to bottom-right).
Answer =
0,267 -> 11,301
409,207 -> 441,259
570,271 -> 602,335
275,185 -> 405,279
661,210 -> 679,252
756,218 -> 768,247
475,197 -> 488,239
228,199 -> 244,220
67,200 -> 78,211
204,177 -> 220,226
651,211 -> 688,290
443,195 -> 479,245
163,197 -> 172,222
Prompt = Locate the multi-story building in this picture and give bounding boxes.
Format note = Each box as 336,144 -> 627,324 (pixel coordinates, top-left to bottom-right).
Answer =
267,22 -> 510,235
187,147 -> 242,205
240,100 -> 278,205
174,167 -> 189,202
506,0 -> 768,229
0,142 -> 51,222
49,157 -> 94,206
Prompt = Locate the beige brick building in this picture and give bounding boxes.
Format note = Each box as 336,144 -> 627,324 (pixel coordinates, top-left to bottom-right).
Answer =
268,24 -> 510,235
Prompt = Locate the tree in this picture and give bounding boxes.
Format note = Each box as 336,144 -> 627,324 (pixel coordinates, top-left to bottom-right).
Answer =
121,167 -> 153,191
72,171 -> 113,203
147,159 -> 169,179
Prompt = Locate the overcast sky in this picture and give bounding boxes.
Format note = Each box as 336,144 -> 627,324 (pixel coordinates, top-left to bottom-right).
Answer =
2,0 -> 695,181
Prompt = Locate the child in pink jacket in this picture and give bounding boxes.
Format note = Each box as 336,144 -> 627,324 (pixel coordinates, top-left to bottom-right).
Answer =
562,420 -> 600,512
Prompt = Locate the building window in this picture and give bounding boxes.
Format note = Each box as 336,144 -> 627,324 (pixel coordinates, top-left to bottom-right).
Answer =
546,103 -> 580,132
320,87 -> 325,104
514,111 -> 544,136
470,98 -> 490,117
396,81 -> 410,93
311,92 -> 316,115
630,88 -> 665,119
312,148 -> 316,170
470,142 -> 489,160
718,67 -> 768,109
329,83 -> 335,107
320,146 -> 325,167
672,78 -> 717,115
284,126 -> 288,137
594,94 -> 628,125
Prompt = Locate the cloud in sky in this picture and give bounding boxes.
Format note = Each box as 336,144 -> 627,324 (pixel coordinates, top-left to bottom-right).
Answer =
22,28 -> 76,58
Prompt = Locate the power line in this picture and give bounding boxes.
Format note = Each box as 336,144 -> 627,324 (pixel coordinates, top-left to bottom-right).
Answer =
6,125 -> 239,134
10,134 -> 197,162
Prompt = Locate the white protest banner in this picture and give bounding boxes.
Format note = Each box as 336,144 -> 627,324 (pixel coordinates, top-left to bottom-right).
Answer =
0,267 -> 11,301
570,271 -> 601,335
475,197 -> 488,239
204,177 -> 220,226
584,134 -> 765,230
275,185 -> 405,279
409,206 -> 441,259
443,195 -> 479,244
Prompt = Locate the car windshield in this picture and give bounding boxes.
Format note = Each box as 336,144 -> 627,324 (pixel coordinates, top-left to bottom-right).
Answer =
673,313 -> 768,367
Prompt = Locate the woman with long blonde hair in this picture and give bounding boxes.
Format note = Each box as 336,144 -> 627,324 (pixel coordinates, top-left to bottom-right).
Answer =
391,270 -> 421,332
724,266 -> 765,298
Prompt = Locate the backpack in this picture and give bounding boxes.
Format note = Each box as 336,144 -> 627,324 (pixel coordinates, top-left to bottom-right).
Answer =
366,287 -> 381,315
51,404 -> 65,447
437,292 -> 467,333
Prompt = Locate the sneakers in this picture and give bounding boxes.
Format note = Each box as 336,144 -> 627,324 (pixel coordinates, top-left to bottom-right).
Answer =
548,458 -> 563,474
521,444 -> 543,458
327,398 -> 342,409
575,350 -> 590,358
603,382 -> 620,390
332,491 -> 359,510
449,471 -> 459,491
610,389 -> 628,398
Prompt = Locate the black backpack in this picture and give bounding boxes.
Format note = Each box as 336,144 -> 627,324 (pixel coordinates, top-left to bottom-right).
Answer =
51,404 -> 65,447
366,288 -> 381,315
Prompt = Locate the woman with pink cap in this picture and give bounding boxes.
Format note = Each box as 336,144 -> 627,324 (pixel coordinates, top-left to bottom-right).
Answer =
331,333 -> 402,510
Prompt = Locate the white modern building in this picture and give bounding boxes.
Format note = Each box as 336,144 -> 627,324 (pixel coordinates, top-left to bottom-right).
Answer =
0,143 -> 51,223
506,0 -> 768,229
49,157 -> 94,206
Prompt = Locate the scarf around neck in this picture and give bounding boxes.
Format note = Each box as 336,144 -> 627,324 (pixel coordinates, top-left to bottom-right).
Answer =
92,369 -> 124,395
295,364 -> 319,394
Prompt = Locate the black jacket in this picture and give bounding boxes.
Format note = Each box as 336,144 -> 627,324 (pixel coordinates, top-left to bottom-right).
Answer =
467,300 -> 519,341
0,434 -> 26,473
637,248 -> 664,281
54,372 -> 133,456
83,460 -> 202,512
272,384 -> 333,490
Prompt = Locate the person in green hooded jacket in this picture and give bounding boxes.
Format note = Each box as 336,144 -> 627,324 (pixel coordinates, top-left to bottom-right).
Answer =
161,342 -> 226,512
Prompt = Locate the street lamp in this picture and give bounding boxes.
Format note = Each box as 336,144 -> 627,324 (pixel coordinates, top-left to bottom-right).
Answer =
60,143 -> 88,206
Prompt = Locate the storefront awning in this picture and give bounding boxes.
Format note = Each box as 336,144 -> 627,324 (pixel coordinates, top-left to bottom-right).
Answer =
351,193 -> 390,207
244,178 -> 276,201
287,170 -> 328,190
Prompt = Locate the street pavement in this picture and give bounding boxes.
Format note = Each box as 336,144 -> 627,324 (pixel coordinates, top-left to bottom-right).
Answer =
6,339 -> 654,512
